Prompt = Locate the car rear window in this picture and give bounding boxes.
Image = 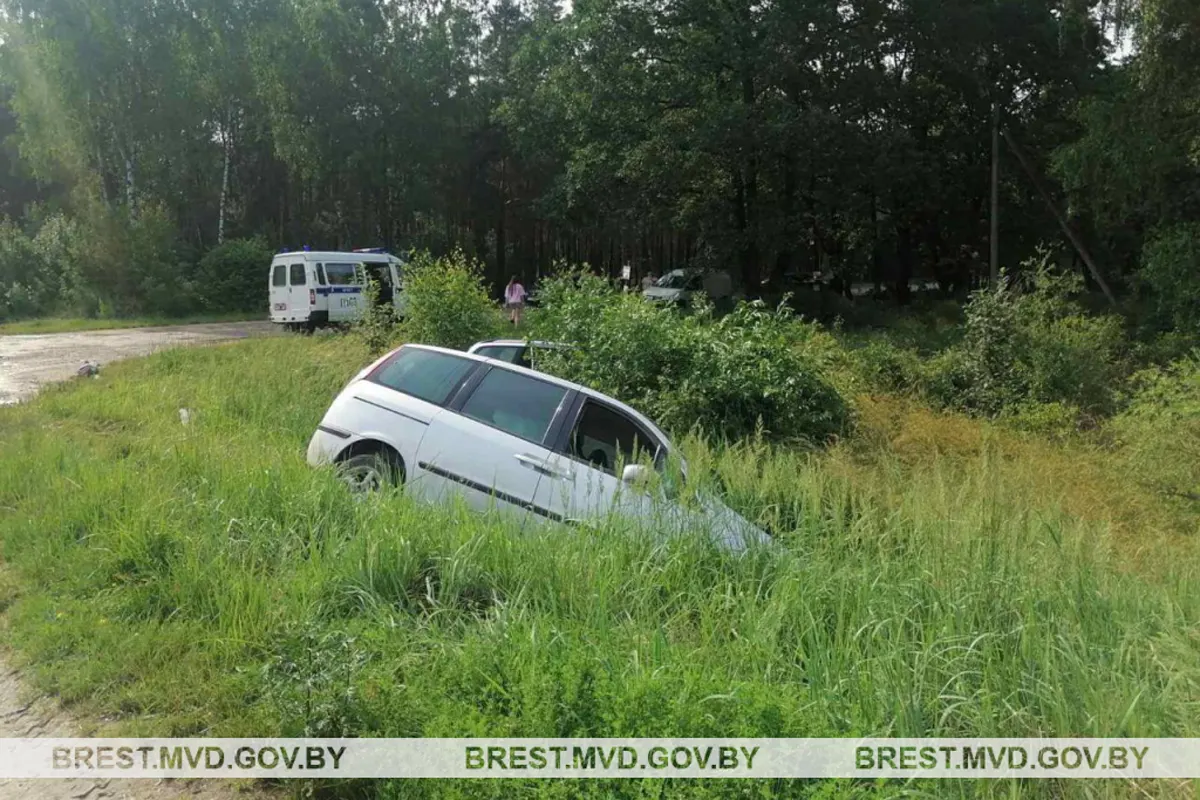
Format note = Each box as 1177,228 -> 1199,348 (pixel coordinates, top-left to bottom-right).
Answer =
368,348 -> 475,407
460,367 -> 566,443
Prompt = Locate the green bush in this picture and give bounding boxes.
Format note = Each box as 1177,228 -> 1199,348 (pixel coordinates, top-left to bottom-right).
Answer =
195,236 -> 274,312
998,401 -> 1084,441
849,340 -> 926,395
123,206 -> 196,317
1139,223 -> 1200,335
531,270 -> 850,443
396,249 -> 502,350
1110,351 -> 1200,501
353,273 -> 403,355
31,213 -> 90,315
0,218 -> 55,319
2,207 -> 202,319
923,259 -> 1128,418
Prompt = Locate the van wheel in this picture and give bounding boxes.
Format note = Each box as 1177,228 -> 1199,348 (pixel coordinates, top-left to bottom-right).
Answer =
337,452 -> 405,494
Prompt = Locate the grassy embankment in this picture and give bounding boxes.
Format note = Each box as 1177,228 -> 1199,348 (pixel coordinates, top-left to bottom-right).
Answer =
0,312 -> 263,335
0,335 -> 1197,799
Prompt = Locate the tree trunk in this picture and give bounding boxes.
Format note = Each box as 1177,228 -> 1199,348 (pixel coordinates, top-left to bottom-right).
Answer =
120,145 -> 136,216
776,153 -> 797,285
989,99 -> 1000,286
1001,128 -> 1117,307
218,127 -> 231,245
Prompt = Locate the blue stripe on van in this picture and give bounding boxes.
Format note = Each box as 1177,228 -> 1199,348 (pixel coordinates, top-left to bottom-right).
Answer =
315,286 -> 363,296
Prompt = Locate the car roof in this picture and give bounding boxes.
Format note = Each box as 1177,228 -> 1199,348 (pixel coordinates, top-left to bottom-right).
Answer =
401,343 -> 669,442
467,339 -> 573,350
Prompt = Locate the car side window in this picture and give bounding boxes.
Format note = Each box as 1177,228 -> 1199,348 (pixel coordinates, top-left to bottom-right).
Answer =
568,400 -> 659,476
368,348 -> 476,407
459,367 -> 567,443
289,263 -> 306,285
271,265 -> 286,286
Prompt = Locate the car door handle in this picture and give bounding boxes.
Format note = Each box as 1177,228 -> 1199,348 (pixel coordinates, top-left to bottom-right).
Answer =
515,453 -> 573,481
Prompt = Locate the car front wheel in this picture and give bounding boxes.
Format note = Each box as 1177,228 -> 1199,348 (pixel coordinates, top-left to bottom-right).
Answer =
337,452 -> 405,494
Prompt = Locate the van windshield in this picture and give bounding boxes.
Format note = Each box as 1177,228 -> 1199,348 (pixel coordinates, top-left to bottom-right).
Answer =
324,263 -> 359,286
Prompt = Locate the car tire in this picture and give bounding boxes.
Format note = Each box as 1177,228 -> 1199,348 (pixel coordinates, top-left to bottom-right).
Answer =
337,452 -> 405,494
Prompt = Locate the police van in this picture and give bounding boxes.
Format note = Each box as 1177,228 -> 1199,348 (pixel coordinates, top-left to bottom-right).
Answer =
268,248 -> 406,331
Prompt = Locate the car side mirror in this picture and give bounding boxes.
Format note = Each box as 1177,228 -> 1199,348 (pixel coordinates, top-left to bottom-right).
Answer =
622,464 -> 651,486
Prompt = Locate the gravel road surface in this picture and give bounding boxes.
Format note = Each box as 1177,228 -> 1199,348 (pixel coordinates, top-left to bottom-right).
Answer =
0,321 -> 278,405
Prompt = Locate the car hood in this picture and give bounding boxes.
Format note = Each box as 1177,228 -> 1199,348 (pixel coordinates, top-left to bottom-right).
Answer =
643,491 -> 771,553
694,494 -> 772,551
643,286 -> 686,300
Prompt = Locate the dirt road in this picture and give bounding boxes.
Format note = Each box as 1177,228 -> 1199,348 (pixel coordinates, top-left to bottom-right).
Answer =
0,664 -> 262,800
0,321 -> 279,406
0,320 -> 281,799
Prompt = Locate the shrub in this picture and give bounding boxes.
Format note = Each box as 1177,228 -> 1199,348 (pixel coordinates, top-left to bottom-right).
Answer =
123,206 -> 196,316
0,219 -> 55,319
32,213 -> 91,315
353,273 -> 402,356
998,400 -> 1083,441
1139,223 -> 1200,335
849,340 -> 926,396
662,302 -> 851,443
531,270 -> 850,443
1110,351 -> 1200,501
924,257 -> 1129,418
54,204 -> 195,317
397,249 -> 502,350
195,236 -> 274,312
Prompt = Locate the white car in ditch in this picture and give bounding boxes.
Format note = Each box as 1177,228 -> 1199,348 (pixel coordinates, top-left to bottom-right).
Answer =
306,343 -> 768,551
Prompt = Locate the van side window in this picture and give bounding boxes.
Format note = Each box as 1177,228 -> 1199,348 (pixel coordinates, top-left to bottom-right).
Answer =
316,264 -> 327,286
271,265 -> 286,287
323,263 -> 358,286
289,263 -> 306,285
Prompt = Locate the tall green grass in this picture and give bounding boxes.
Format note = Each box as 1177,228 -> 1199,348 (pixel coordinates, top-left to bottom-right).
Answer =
0,336 -> 1197,798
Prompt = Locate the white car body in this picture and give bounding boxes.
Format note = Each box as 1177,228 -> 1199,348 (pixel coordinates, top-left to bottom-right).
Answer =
268,249 -> 406,329
642,268 -> 732,306
465,339 -> 572,370
306,343 -> 769,551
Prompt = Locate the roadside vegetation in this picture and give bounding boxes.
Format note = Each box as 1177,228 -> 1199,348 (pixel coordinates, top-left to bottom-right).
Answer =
1,262 -> 1197,799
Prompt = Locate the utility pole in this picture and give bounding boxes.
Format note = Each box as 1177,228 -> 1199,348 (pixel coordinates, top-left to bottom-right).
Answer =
1001,128 -> 1118,307
989,98 -> 1000,287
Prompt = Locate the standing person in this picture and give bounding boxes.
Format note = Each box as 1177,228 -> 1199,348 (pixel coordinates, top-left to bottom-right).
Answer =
641,270 -> 659,292
504,275 -> 527,326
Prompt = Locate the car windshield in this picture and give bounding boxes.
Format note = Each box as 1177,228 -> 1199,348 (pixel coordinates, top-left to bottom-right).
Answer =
656,271 -> 701,290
